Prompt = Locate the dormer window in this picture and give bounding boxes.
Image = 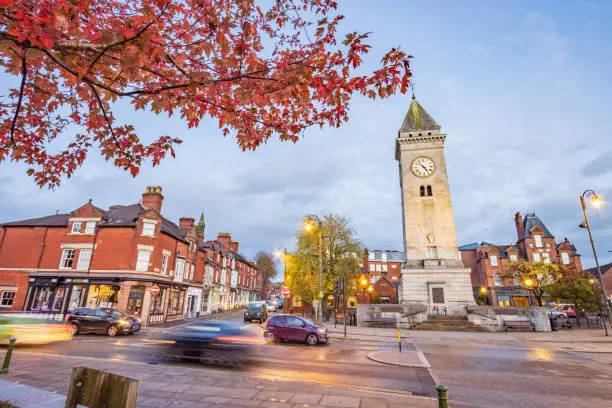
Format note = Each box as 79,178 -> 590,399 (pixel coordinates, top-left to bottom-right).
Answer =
534,235 -> 543,248
142,222 -> 155,237
71,222 -> 82,234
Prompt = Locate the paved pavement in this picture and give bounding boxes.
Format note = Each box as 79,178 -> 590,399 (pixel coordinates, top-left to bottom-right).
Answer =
0,353 -> 437,408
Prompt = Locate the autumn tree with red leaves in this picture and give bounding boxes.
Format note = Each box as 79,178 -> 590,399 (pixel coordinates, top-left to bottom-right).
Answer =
0,0 -> 411,188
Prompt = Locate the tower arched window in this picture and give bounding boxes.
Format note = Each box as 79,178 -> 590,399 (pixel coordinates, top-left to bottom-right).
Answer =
419,186 -> 425,197
427,185 -> 433,196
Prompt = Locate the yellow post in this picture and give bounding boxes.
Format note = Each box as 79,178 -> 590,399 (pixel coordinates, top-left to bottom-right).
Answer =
397,328 -> 402,352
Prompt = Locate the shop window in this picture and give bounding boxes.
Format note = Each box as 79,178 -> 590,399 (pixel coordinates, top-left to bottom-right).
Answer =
30,286 -> 54,310
86,285 -> 119,308
60,249 -> 76,269
161,254 -> 169,275
52,286 -> 66,310
126,286 -> 145,314
497,295 -> 511,307
136,250 -> 151,271
493,274 -> 502,286
76,249 -> 92,270
150,288 -> 167,315
0,290 -> 15,307
85,222 -> 96,234
168,289 -> 185,315
68,285 -> 84,311
142,222 -> 156,237
561,252 -> 570,265
71,222 -> 82,233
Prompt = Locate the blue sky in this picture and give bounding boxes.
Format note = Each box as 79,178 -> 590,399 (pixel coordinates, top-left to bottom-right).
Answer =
1,1 -> 612,274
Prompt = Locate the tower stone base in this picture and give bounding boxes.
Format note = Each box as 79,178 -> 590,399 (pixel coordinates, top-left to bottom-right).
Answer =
399,266 -> 475,314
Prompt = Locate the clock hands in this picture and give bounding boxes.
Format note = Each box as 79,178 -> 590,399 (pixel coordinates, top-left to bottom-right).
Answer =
419,163 -> 428,172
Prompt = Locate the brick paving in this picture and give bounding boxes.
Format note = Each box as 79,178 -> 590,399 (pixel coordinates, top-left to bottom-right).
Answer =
0,353 -> 437,408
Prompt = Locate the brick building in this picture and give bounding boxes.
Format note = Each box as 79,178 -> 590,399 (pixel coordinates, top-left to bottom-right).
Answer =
357,249 -> 405,304
585,263 -> 612,304
459,212 -> 583,307
0,186 -> 261,325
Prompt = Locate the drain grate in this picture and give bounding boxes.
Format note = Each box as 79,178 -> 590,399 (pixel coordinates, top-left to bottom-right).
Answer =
411,392 -> 431,398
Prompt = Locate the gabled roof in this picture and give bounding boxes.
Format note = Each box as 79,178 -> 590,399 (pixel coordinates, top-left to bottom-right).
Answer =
3,202 -> 188,243
399,96 -> 440,132
521,213 -> 554,239
458,242 -> 496,251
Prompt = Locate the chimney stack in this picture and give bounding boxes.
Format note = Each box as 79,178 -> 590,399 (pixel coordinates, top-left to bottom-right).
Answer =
217,232 -> 232,248
230,240 -> 239,253
514,212 -> 524,241
141,186 -> 164,214
179,217 -> 195,231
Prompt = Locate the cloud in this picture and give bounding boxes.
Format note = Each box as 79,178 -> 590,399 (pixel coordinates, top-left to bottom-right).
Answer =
581,152 -> 612,177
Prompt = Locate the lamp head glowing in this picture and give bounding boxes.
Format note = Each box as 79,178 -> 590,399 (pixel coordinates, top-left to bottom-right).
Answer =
524,278 -> 533,288
480,286 -> 487,294
361,278 -> 368,286
590,194 -> 603,208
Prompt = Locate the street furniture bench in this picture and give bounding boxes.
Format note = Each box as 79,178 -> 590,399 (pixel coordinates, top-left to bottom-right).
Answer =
503,320 -> 535,332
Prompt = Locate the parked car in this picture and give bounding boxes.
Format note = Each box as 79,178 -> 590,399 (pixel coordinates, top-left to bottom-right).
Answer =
557,308 -> 577,318
263,315 -> 328,345
244,302 -> 267,323
159,321 -> 259,366
101,308 -> 141,334
547,308 -> 568,318
67,307 -> 134,336
0,314 -> 73,345
265,301 -> 277,312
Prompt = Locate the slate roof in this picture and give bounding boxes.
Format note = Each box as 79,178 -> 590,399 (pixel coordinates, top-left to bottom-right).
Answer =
399,96 -> 440,132
2,202 -> 188,243
458,242 -> 515,258
585,263 -> 612,277
521,213 -> 554,239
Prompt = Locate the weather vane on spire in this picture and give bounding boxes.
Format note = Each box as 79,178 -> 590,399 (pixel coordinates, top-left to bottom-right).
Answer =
411,80 -> 416,100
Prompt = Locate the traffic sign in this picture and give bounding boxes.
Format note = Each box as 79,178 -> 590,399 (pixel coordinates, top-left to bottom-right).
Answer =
281,287 -> 291,297
151,285 -> 161,296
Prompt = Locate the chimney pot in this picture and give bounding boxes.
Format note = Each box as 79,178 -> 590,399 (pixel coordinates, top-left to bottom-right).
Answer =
142,186 -> 164,214
179,217 -> 195,231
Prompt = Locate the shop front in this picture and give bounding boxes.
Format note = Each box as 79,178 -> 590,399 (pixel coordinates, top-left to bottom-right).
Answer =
24,275 -> 185,326
493,287 -> 533,308
186,286 -> 202,319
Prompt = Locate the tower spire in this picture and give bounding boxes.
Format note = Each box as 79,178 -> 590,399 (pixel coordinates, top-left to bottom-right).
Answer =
196,212 -> 206,238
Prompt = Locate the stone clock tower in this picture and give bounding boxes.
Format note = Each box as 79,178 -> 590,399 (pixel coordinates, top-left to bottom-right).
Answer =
396,95 -> 474,311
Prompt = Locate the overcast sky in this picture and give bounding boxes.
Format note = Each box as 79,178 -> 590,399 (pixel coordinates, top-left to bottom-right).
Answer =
1,1 -> 611,276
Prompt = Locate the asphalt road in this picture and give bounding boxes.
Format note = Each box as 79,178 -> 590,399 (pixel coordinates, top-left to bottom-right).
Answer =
15,310 -> 437,397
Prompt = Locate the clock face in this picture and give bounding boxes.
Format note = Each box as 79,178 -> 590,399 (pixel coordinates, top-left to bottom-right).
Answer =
411,157 -> 435,178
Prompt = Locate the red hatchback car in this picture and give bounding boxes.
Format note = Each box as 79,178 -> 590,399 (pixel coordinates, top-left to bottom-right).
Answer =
263,315 -> 328,345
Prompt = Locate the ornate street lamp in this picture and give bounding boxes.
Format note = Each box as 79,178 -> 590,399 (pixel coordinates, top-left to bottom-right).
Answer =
579,189 -> 610,336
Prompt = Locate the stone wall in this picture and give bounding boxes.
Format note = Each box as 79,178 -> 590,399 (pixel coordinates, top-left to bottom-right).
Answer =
467,305 -> 551,332
357,303 -> 427,328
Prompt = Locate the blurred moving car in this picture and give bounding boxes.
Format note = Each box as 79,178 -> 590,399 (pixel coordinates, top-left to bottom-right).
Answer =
547,308 -> 568,318
557,307 -> 577,318
263,315 -> 328,345
102,308 -> 142,334
0,314 -> 73,345
67,307 -> 135,336
159,321 -> 259,366
244,302 -> 267,323
265,301 -> 276,312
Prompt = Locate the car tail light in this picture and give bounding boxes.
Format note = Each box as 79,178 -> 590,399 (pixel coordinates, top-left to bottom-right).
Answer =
66,314 -> 72,320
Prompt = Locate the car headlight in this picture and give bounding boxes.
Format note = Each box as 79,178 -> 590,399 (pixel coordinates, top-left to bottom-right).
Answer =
119,319 -> 130,326
317,328 -> 326,334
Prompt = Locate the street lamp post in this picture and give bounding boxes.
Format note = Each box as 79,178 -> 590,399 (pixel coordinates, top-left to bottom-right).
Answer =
304,215 -> 324,323
579,189 -> 610,336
